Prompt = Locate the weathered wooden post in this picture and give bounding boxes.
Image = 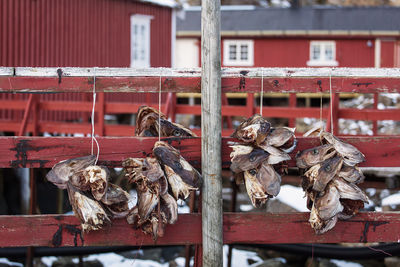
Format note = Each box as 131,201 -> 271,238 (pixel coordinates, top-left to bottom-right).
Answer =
201,0 -> 222,266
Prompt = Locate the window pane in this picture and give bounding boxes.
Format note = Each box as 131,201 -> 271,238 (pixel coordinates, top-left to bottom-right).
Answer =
240,45 -> 248,60
229,45 -> 237,60
312,45 -> 320,60
325,44 -> 333,60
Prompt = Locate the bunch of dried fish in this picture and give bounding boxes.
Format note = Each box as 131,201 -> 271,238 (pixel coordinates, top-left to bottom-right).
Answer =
46,155 -> 131,232
230,114 -> 296,208
124,141 -> 201,240
296,130 -> 368,234
136,106 -> 196,137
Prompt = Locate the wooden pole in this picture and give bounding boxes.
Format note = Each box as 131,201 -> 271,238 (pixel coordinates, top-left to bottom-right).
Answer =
201,0 -> 222,266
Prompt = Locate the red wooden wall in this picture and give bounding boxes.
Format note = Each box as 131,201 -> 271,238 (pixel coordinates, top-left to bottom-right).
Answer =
217,37 -> 397,67
0,0 -> 172,68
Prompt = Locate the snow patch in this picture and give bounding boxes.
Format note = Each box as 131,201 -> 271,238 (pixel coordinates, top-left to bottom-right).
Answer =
331,259 -> 363,267
223,245 -> 263,267
274,185 -> 308,212
0,258 -> 23,267
382,192 -> 400,206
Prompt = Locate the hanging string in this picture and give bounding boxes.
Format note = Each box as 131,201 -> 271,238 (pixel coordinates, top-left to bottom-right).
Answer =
260,68 -> 264,116
158,75 -> 162,142
91,67 -> 100,165
329,69 -> 333,134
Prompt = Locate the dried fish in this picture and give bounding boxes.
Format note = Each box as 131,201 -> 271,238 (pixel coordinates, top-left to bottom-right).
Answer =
258,144 -> 291,165
46,155 -> 96,189
230,145 -> 269,173
297,130 -> 367,234
231,114 -> 271,145
67,183 -> 110,232
338,165 -> 365,184
153,141 -> 202,198
295,144 -> 336,169
83,166 -> 109,201
313,156 -> 343,192
160,193 -> 178,224
321,132 -> 365,166
135,106 -> 196,137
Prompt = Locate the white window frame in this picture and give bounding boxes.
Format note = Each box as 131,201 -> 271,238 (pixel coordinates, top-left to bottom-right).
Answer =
223,40 -> 254,66
130,14 -> 153,68
307,41 -> 338,67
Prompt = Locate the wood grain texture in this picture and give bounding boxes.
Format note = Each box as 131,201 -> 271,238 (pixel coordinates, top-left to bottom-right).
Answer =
1,67 -> 400,93
201,1 -> 223,266
1,212 -> 399,247
0,136 -> 399,168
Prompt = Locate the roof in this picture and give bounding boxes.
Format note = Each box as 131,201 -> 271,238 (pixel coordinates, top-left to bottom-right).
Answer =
139,0 -> 180,8
177,6 -> 400,36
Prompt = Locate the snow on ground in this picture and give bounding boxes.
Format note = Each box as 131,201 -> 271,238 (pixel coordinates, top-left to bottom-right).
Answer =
382,192 -> 400,206
0,258 -> 23,267
273,185 -> 308,212
223,245 -> 264,267
331,259 -> 363,267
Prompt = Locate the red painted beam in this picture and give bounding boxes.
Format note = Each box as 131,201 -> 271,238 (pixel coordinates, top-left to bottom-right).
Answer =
2,76 -> 400,93
0,212 -> 399,247
1,136 -> 399,168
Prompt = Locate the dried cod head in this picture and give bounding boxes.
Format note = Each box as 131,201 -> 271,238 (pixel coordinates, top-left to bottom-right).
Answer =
230,145 -> 269,173
321,132 -> 365,166
67,182 -> 110,232
295,144 -> 336,169
135,106 -> 196,137
46,155 -> 96,189
313,156 -> 343,192
83,166 -> 109,201
231,114 -> 271,145
153,141 -> 202,198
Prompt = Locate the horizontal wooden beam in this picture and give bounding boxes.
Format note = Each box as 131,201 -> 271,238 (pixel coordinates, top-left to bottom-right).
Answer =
1,67 -> 400,93
0,212 -> 399,247
1,136 -> 399,168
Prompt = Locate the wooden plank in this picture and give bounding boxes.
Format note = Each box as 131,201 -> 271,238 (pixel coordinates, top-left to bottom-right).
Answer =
1,68 -> 400,93
201,0 -> 223,265
11,67 -> 400,78
0,136 -> 398,168
1,212 -> 399,247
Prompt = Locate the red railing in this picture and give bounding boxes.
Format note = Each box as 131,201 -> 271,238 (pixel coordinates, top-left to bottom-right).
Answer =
0,67 -> 400,264
0,67 -> 399,137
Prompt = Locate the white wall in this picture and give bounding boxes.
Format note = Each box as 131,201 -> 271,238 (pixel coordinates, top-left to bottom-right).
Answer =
175,38 -> 199,68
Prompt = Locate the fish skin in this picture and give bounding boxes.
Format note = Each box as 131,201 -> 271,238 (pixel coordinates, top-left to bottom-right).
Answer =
136,182 -> 160,223
135,106 -> 196,137
160,193 -> 178,224
84,166 -> 109,201
332,177 -> 369,203
313,156 -> 343,192
230,145 -> 269,173
243,162 -> 281,208
266,127 -> 295,148
153,141 -> 202,189
257,162 -> 281,197
46,155 -> 96,189
309,203 -> 338,234
295,144 -> 336,169
258,143 -> 291,165
244,169 -> 269,208
314,184 -> 343,220
164,165 -> 196,200
101,183 -> 130,205
67,182 -> 110,232
321,132 -> 365,166
231,114 -> 271,144
338,165 -> 365,184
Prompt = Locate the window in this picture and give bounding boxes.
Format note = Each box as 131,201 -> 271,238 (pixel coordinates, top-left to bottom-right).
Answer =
223,40 -> 254,66
307,41 -> 338,67
130,15 -> 152,68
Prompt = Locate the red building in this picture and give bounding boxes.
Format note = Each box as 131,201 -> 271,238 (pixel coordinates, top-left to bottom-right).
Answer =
1,0 -> 177,68
176,6 -> 400,68
0,0 -> 178,135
